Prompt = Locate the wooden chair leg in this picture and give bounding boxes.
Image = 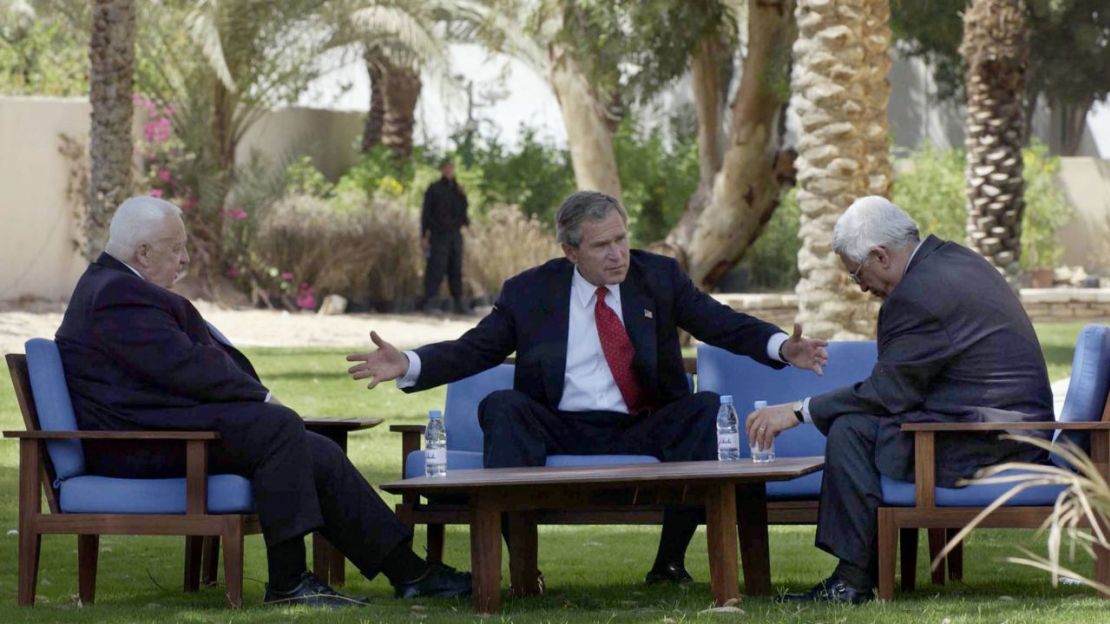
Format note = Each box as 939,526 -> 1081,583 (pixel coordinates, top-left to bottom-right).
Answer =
899,528 -> 918,592
427,524 -> 446,563
17,528 -> 41,606
946,529 -> 963,581
202,536 -> 220,587
222,520 -> 244,608
184,536 -> 203,592
927,528 -> 948,585
77,534 -> 99,605
877,508 -> 897,601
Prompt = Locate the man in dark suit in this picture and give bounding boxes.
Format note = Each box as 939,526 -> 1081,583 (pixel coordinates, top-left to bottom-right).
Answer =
419,158 -> 470,314
347,191 -> 829,583
56,196 -> 470,607
747,196 -> 1054,603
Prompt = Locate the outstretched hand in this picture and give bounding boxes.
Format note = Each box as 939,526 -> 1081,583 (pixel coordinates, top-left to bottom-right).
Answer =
781,323 -> 829,375
346,331 -> 409,389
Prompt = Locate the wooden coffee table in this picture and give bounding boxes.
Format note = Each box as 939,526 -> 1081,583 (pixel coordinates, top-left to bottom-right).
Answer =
382,457 -> 823,613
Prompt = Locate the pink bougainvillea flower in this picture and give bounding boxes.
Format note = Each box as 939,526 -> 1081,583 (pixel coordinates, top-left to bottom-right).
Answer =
296,284 -> 317,311
157,168 -> 172,182
225,266 -> 241,278
225,208 -> 249,221
149,189 -> 164,198
281,272 -> 295,281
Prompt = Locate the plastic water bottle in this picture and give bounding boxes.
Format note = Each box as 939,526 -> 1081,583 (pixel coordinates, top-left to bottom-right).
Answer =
750,400 -> 776,463
716,395 -> 741,461
424,410 -> 447,477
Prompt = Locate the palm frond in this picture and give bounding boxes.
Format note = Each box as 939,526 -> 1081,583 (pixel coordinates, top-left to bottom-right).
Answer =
351,5 -> 447,70
185,0 -> 236,92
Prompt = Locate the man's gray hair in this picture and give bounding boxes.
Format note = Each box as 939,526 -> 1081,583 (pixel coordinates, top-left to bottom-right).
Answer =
555,191 -> 628,247
105,196 -> 183,258
832,196 -> 920,264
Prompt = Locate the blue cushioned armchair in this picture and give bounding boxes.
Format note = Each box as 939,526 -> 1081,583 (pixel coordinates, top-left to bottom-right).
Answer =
876,323 -> 1110,600
4,340 -> 259,607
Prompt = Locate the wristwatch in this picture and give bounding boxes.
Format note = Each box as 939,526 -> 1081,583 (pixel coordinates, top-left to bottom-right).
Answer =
792,400 -> 805,423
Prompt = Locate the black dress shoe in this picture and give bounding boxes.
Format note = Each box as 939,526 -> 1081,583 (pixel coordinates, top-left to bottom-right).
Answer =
263,571 -> 369,608
781,576 -> 873,604
645,562 -> 695,585
394,562 -> 472,599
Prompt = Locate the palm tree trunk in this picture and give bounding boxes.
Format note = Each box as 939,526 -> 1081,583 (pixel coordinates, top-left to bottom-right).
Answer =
86,0 -> 135,260
962,0 -> 1028,288
380,59 -> 421,160
548,43 -> 623,201
362,45 -> 384,153
654,0 -> 797,290
792,0 -> 892,340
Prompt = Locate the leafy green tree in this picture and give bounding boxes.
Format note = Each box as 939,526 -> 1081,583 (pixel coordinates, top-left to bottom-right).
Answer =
0,2 -> 87,96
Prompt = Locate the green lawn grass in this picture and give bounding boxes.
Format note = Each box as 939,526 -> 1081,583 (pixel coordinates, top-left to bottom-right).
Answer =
0,322 -> 1104,623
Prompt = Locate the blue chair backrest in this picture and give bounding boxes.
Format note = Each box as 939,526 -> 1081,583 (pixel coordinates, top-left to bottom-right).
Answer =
24,338 -> 86,480
697,342 -> 877,457
1054,324 -> 1110,458
444,364 -> 514,452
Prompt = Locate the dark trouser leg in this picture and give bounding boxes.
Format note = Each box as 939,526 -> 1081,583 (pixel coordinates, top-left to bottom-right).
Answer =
424,235 -> 450,301
478,390 -> 577,468
303,432 -> 414,580
624,392 -> 720,568
446,231 -> 464,301
815,413 -> 883,588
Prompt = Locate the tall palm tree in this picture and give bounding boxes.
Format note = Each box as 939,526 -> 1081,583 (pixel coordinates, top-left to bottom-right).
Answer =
351,2 -> 454,159
792,0 -> 892,339
961,0 -> 1028,288
86,0 -> 135,260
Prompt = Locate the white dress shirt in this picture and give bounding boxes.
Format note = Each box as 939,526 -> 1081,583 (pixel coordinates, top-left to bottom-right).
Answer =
114,254 -> 272,403
400,267 -> 791,413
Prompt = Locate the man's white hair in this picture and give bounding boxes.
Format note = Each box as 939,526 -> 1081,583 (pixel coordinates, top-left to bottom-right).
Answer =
105,196 -> 183,258
832,196 -> 920,264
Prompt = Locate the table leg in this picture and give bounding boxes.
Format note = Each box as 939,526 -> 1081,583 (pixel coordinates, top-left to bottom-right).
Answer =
705,482 -> 740,606
735,483 -> 771,596
508,511 -> 540,597
470,494 -> 502,613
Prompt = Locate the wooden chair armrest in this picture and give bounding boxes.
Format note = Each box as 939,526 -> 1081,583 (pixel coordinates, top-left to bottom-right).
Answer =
902,422 -> 1110,432
3,430 -> 220,440
389,424 -> 426,434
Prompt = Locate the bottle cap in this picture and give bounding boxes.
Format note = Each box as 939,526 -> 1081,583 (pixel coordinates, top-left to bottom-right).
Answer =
720,395 -> 733,405
754,400 -> 768,409
428,410 -> 443,419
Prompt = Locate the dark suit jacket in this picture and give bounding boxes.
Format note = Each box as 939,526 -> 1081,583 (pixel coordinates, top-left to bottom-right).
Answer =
809,235 -> 1054,486
56,253 -> 269,433
408,250 -> 785,409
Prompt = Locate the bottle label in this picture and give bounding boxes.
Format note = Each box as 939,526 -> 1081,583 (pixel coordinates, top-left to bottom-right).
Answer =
718,433 -> 739,449
426,448 -> 446,465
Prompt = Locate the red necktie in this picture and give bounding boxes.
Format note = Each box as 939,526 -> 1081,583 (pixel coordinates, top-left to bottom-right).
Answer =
594,287 -> 649,414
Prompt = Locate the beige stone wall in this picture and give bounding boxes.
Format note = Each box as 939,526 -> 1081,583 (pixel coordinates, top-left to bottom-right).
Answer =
0,97 -> 365,301
0,97 -> 94,301
1056,158 -> 1110,273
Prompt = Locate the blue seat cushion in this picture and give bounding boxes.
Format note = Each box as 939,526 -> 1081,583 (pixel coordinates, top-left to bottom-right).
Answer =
58,474 -> 253,514
545,454 -> 659,468
405,449 -> 485,479
880,471 -> 1066,507
24,338 -> 86,480
766,470 -> 823,500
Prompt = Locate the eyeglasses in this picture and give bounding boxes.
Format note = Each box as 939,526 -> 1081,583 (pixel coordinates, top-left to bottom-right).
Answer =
849,254 -> 874,285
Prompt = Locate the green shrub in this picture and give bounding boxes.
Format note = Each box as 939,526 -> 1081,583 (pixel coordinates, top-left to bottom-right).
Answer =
739,188 -> 802,291
614,115 -> 699,246
464,127 -> 577,224
285,155 -> 335,198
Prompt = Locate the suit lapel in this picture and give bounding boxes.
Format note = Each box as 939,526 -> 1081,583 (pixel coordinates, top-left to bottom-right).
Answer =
538,262 -> 573,406
619,266 -> 658,390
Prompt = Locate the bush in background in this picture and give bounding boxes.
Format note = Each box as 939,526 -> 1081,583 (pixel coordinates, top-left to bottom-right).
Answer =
252,193 -> 422,308
464,204 -> 561,299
